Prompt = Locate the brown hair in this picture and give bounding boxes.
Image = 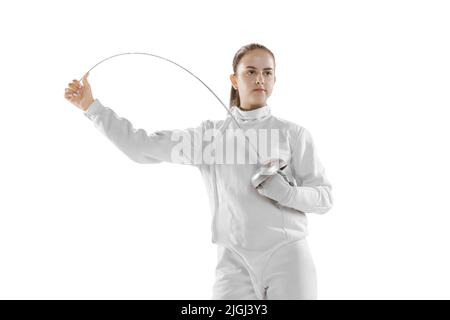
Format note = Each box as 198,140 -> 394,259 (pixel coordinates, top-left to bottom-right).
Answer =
229,43 -> 276,108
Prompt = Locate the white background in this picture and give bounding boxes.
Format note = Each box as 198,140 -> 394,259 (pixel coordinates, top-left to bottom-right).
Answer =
0,0 -> 449,299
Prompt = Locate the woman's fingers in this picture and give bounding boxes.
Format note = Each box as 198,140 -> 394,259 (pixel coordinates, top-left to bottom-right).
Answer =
69,79 -> 81,88
65,90 -> 77,98
69,81 -> 81,93
66,81 -> 82,96
65,89 -> 80,100
64,76 -> 90,109
65,87 -> 78,95
64,92 -> 76,101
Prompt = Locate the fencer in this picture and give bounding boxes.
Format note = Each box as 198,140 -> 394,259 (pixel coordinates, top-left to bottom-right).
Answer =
65,44 -> 333,299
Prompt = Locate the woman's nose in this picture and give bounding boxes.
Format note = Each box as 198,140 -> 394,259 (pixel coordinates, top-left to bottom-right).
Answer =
256,74 -> 264,84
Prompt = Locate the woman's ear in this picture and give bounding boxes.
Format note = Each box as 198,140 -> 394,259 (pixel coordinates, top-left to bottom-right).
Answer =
230,74 -> 237,89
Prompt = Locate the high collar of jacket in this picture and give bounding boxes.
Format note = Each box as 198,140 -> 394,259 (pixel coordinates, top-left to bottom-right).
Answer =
229,104 -> 271,123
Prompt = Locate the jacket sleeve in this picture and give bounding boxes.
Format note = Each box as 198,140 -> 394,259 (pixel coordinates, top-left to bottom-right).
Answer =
282,127 -> 333,214
83,98 -> 205,165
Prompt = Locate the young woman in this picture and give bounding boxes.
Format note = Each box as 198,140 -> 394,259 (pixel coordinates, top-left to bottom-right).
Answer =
64,43 -> 333,300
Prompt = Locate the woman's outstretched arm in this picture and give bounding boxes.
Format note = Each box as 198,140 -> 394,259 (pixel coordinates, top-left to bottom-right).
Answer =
83,98 -> 205,165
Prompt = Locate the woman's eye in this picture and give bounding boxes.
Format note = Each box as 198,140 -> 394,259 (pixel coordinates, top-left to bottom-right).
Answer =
247,71 -> 272,76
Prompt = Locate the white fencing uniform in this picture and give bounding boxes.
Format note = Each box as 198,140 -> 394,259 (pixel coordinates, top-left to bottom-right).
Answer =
83,99 -> 333,300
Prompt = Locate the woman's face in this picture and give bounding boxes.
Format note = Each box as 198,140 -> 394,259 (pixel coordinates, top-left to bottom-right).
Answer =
230,49 -> 276,111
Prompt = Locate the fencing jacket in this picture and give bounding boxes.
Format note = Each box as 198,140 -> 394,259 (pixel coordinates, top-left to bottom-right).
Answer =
84,99 -> 333,254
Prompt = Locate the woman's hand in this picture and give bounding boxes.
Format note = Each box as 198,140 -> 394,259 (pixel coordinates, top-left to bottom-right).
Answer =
255,170 -> 297,205
64,72 -> 94,111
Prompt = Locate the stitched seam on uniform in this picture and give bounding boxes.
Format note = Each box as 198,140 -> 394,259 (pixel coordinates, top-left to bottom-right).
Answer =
227,246 -> 263,300
260,239 -> 306,290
